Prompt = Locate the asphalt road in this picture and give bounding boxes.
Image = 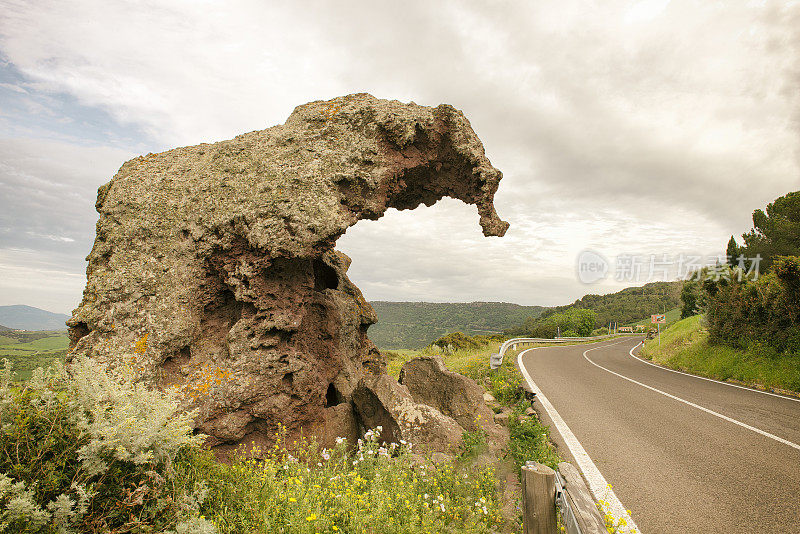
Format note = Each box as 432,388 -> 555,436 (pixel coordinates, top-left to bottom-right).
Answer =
519,337 -> 800,533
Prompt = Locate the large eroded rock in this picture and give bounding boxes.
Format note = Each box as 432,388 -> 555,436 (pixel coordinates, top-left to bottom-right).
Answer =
67,93 -> 508,453
399,355 -> 508,454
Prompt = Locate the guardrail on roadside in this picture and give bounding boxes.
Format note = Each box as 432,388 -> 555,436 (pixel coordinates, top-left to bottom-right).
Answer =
521,461 -> 608,534
489,334 -> 642,369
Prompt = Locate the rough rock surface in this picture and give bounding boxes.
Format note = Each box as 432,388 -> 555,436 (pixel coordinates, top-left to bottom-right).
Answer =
399,355 -> 508,453
67,93 -> 507,453
352,373 -> 464,454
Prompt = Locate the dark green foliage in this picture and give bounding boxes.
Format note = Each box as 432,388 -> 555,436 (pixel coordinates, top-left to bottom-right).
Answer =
514,309 -> 597,338
0,386 -> 87,517
369,302 -> 544,349
702,256 -> 800,353
431,332 -> 483,352
739,191 -> 800,272
680,280 -> 700,319
726,236 -> 740,267
430,331 -> 503,352
507,281 -> 682,336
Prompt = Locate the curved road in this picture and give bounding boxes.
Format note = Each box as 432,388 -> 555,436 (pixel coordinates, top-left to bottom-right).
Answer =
519,337 -> 800,533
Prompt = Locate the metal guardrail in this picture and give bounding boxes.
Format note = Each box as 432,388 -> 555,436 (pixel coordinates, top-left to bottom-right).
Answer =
556,470 -> 582,534
490,334 -> 642,369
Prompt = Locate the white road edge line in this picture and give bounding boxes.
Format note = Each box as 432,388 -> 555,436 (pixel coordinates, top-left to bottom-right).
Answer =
517,340 -> 640,533
581,343 -> 800,452
627,342 -> 800,403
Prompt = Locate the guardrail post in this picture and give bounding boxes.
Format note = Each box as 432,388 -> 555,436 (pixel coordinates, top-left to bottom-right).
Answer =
521,462 -> 557,534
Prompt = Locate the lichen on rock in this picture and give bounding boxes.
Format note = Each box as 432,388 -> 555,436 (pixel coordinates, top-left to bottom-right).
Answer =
67,93 -> 508,454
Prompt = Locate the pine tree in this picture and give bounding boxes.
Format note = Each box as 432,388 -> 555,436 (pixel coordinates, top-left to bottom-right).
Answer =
726,236 -> 739,267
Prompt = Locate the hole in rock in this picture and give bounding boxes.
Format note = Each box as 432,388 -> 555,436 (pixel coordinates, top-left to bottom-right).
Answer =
336,200 -> 491,321
313,258 -> 339,291
325,383 -> 344,407
282,372 -> 294,388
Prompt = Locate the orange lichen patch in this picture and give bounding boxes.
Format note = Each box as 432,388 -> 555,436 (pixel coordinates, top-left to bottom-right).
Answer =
320,102 -> 341,119
134,334 -> 148,354
183,364 -> 232,401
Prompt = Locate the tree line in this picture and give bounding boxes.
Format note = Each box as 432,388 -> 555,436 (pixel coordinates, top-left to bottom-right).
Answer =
506,281 -> 682,338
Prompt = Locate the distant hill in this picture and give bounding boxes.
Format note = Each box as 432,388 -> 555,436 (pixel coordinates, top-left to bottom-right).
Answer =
0,305 -> 70,331
368,301 -> 544,350
507,281 -> 683,335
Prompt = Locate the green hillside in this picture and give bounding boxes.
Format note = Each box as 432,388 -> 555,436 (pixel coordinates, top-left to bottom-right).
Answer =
508,281 -> 682,336
368,301 -> 544,349
0,305 -> 70,331
641,315 -> 800,392
0,329 -> 69,381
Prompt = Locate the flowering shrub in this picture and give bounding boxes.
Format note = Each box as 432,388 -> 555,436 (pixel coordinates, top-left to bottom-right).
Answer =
0,358 -> 212,533
189,425 -> 504,533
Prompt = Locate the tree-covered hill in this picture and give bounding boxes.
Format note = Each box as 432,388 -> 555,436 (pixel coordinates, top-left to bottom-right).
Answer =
368,301 -> 544,349
507,281 -> 682,336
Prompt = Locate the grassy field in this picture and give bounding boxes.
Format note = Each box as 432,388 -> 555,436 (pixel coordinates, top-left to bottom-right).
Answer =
0,330 -> 69,381
640,315 -> 800,393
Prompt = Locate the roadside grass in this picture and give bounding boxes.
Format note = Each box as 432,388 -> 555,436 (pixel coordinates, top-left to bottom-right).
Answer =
640,315 -> 800,393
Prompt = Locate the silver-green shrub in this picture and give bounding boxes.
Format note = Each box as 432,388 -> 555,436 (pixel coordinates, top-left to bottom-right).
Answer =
0,357 -> 214,533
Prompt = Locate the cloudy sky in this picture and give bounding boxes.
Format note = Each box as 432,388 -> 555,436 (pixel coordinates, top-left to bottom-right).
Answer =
0,0 -> 798,315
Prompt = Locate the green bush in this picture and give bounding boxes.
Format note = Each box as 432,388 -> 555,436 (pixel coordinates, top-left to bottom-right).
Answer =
0,359 -> 212,533
702,257 -> 800,354
507,403 -> 559,473
430,332 -> 482,353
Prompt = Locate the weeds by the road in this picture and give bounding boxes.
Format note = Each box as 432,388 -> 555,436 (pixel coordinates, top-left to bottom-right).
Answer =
190,427 -> 503,533
597,485 -> 637,534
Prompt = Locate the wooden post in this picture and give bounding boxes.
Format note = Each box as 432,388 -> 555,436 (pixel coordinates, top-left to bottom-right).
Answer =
521,462 -> 557,534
